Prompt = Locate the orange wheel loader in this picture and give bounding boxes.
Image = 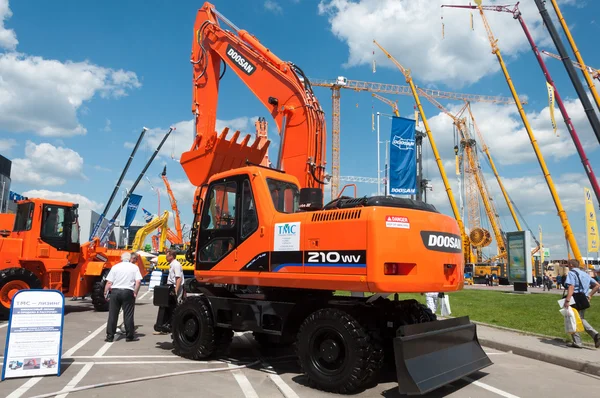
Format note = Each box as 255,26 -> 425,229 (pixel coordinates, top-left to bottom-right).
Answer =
151,2 -> 491,395
0,198 -> 146,318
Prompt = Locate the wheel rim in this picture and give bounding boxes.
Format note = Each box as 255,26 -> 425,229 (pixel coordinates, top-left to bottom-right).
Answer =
309,327 -> 347,376
0,280 -> 30,309
177,311 -> 201,347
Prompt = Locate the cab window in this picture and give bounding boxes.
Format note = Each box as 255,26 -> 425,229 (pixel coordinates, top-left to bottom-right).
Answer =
13,202 -> 34,232
241,180 -> 258,238
267,178 -> 299,213
41,205 -> 66,239
203,181 -> 237,230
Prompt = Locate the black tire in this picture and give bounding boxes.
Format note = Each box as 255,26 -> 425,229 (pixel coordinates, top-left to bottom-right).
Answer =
91,276 -> 109,312
0,268 -> 42,319
361,331 -> 384,387
172,296 -> 228,360
296,308 -> 375,394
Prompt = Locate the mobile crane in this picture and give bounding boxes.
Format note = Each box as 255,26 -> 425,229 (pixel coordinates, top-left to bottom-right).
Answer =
153,3 -> 491,395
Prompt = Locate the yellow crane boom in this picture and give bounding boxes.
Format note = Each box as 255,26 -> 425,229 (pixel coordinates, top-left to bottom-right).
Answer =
444,3 -> 583,266
465,102 -> 522,232
372,40 -> 474,264
548,0 -> 600,113
311,77 -> 522,198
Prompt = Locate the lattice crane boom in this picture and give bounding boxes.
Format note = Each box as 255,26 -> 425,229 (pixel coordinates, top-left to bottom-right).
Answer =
541,50 -> 600,80
418,88 -> 506,261
372,93 -> 400,117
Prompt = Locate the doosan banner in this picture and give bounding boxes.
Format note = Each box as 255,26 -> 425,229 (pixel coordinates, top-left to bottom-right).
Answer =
389,116 -> 417,195
124,194 -> 142,228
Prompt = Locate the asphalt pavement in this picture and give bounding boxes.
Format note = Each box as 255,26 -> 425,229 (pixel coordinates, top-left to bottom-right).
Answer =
1,286 -> 599,398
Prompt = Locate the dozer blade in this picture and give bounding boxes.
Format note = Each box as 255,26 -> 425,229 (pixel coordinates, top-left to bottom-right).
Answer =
180,128 -> 270,187
393,316 -> 492,395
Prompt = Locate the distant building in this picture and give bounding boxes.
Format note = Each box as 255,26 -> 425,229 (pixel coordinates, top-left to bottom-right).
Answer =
0,154 -> 11,213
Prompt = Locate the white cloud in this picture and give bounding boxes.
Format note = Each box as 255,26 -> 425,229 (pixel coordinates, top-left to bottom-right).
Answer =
0,0 -> 17,50
103,119 -> 112,132
21,189 -> 103,211
11,141 -> 85,186
265,0 -> 283,13
167,179 -> 197,205
424,98 -> 597,166
0,52 -> 141,137
0,138 -> 16,152
93,165 -> 111,172
317,0 -> 574,87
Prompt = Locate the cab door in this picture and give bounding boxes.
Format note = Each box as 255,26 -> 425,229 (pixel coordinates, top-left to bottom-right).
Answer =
195,174 -> 259,271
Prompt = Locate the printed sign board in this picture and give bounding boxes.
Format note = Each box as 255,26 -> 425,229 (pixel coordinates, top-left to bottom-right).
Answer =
507,231 -> 533,284
389,116 -> 417,195
274,222 -> 300,251
2,290 -> 65,380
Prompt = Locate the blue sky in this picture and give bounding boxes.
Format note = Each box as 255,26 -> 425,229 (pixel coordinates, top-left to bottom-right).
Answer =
1,0 -> 599,259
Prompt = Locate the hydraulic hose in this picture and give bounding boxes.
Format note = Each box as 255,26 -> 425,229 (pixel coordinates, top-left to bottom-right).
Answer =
28,360 -> 261,398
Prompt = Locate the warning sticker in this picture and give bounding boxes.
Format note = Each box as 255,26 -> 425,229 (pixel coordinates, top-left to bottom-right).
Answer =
386,216 -> 410,229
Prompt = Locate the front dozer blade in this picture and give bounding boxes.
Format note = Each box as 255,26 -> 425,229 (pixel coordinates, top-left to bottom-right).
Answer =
393,316 -> 492,395
180,128 -> 270,187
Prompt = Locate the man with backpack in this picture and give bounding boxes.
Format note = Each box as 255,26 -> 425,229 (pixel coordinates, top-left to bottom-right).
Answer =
563,259 -> 600,349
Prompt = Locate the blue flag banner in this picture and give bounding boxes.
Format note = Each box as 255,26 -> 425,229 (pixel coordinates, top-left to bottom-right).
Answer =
142,208 -> 154,223
389,116 -> 417,195
124,194 -> 142,228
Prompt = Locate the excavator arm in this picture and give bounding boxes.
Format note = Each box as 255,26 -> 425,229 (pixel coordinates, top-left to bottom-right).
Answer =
131,211 -> 170,252
180,2 -> 328,191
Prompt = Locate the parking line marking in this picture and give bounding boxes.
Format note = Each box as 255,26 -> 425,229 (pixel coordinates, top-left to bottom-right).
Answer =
464,377 -> 520,398
93,342 -> 113,357
0,322 -> 8,329
55,363 -> 94,398
73,360 -> 222,365
238,334 -> 299,398
6,377 -> 43,398
229,363 -> 260,398
63,323 -> 106,358
139,290 -> 151,300
70,355 -> 179,359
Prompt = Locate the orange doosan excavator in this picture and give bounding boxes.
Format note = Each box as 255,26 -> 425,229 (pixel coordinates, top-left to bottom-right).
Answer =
152,2 -> 491,395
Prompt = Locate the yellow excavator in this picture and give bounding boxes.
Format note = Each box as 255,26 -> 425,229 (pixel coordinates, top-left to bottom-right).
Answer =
130,210 -> 170,252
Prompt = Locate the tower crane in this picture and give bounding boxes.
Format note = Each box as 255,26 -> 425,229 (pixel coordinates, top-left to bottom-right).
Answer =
418,89 -> 506,266
443,2 -> 600,208
311,77 -> 521,198
372,40 -> 475,264
441,1 -> 584,266
541,50 -> 600,82
372,93 -> 400,117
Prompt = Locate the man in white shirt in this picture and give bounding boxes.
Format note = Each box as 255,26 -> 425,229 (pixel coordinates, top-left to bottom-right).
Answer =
153,249 -> 185,334
104,252 -> 143,342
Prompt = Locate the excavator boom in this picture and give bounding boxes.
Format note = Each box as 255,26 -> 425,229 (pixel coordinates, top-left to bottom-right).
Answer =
181,2 -> 327,190
161,166 -> 184,245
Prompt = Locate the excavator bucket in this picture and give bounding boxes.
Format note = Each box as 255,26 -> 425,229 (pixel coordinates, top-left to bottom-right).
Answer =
393,316 -> 492,395
180,128 -> 271,187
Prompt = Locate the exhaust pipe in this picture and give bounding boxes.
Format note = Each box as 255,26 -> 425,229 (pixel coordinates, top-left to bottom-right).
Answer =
393,316 -> 492,395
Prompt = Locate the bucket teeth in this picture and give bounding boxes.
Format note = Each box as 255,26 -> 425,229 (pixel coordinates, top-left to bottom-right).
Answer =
180,127 -> 270,186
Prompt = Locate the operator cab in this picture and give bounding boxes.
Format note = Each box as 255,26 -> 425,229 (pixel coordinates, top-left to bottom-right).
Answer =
13,201 -> 80,253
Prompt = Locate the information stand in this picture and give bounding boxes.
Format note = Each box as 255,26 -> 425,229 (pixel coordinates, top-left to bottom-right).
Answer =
2,290 -> 65,380
507,231 -> 533,293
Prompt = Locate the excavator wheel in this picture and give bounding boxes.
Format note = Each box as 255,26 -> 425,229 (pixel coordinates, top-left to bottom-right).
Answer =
296,308 -> 378,394
172,296 -> 231,360
0,268 -> 42,319
91,274 -> 110,312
